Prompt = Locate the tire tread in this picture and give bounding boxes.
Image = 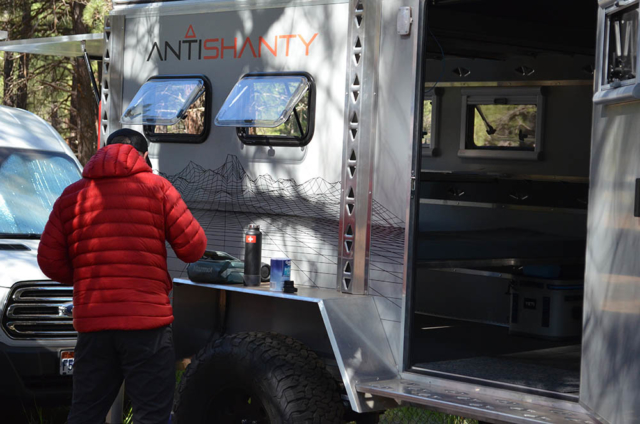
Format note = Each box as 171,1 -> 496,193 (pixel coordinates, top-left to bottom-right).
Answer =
174,332 -> 344,423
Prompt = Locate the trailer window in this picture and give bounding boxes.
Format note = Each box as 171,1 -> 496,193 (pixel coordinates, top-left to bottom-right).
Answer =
215,72 -> 315,147
605,3 -> 639,87
459,88 -> 544,160
121,75 -> 211,144
423,101 -> 433,144
470,104 -> 537,150
422,88 -> 441,157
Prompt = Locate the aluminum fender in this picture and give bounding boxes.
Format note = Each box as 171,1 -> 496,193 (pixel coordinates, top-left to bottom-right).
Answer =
173,280 -> 398,413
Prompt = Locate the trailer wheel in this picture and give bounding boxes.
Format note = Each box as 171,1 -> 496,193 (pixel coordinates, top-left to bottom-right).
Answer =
174,332 -> 345,424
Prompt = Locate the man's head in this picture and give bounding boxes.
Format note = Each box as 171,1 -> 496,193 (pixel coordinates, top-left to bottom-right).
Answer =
106,129 -> 151,167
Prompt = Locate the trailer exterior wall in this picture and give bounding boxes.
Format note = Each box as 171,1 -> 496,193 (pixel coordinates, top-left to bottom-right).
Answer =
119,3 -> 351,291
580,3 -> 640,423
373,0 -> 423,369
112,0 -> 416,333
107,0 -> 422,413
122,4 -> 348,178
581,93 -> 640,424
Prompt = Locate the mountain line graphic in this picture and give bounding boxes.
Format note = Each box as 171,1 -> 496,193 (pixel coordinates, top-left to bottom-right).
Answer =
163,154 -> 404,228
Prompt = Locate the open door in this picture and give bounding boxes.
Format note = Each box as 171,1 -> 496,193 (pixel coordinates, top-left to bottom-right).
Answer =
582,2 -> 640,424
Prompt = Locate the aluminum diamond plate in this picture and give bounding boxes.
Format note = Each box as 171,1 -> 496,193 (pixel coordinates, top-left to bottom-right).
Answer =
358,379 -> 601,424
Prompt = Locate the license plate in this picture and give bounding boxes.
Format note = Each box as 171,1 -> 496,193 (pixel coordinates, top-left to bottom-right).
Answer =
60,350 -> 74,376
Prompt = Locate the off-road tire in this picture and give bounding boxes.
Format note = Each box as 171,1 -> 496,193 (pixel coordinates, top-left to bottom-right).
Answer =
173,332 -> 345,423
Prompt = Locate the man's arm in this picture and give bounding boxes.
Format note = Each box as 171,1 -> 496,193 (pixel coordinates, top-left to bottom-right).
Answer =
37,199 -> 73,285
163,181 -> 207,263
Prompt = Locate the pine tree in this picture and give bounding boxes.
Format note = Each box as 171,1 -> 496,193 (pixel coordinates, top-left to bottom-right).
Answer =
0,0 -> 112,164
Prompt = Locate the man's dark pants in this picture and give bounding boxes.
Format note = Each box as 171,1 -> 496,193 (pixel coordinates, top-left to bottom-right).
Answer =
67,325 -> 175,424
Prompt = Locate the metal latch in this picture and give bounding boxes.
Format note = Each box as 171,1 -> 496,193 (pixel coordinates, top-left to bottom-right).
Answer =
397,7 -> 412,36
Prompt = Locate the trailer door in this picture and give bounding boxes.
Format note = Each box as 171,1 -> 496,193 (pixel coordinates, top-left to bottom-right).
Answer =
582,3 -> 640,424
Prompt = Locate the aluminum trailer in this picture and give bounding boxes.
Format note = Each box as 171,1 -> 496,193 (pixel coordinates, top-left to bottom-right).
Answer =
25,0 -> 640,422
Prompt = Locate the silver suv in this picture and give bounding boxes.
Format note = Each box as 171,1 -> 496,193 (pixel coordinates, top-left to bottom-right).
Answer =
0,105 -> 81,403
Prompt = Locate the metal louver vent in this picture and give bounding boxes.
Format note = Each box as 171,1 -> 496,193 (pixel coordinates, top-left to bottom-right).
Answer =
2,282 -> 76,339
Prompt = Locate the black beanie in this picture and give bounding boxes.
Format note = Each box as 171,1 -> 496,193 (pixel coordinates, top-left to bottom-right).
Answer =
106,128 -> 148,154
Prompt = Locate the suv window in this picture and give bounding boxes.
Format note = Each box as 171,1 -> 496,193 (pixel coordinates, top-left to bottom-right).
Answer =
0,148 -> 81,236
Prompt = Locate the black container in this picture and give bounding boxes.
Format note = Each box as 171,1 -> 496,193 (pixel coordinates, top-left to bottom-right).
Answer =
243,224 -> 262,286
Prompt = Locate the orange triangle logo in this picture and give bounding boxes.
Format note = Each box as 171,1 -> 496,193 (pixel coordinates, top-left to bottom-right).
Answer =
185,25 -> 196,39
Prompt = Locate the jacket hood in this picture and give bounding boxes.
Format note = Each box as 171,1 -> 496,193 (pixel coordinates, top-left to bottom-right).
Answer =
82,144 -> 151,179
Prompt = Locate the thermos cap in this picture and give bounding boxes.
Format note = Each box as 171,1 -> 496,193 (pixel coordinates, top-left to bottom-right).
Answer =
248,224 -> 260,230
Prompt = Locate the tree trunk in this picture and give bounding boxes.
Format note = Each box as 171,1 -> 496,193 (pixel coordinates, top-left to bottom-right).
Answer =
2,0 -> 17,108
15,52 -> 29,109
70,69 -> 79,155
15,0 -> 32,109
2,51 -> 15,107
71,1 -> 98,165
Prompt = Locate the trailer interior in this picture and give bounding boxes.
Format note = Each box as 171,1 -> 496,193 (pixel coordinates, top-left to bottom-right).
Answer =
409,0 -> 599,400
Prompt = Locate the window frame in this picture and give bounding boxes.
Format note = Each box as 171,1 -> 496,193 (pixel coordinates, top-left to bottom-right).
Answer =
422,87 -> 442,157
139,74 -> 212,144
229,71 -> 316,147
458,87 -> 545,161
601,2 -> 639,91
594,0 -> 640,105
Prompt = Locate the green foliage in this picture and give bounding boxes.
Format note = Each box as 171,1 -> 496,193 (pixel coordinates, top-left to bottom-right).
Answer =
152,95 -> 206,135
379,407 -> 478,424
422,100 -> 433,145
472,104 -> 537,149
176,368 -> 185,385
0,0 -> 110,161
23,368 -> 478,423
20,403 -> 68,424
123,403 -> 133,424
246,82 -> 310,138
22,404 -> 45,424
83,0 -> 111,32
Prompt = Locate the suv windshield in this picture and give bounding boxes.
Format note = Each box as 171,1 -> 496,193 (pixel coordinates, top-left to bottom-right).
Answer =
0,148 -> 81,237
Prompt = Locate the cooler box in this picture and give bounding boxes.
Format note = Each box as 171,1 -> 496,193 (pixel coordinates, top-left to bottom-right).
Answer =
509,278 -> 583,340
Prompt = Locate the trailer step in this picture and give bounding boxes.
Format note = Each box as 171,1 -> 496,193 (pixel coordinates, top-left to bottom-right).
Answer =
357,378 -> 601,424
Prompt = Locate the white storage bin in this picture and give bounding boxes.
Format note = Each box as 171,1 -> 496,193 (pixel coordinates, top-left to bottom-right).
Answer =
509,278 -> 583,340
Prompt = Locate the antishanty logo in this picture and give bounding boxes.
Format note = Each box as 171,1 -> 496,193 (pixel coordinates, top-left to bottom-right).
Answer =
147,24 -> 319,62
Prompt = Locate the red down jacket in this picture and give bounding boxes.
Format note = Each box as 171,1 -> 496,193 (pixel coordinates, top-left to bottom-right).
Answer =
37,144 -> 207,333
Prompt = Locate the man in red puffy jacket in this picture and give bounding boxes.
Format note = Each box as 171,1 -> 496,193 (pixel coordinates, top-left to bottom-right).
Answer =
37,129 -> 207,424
